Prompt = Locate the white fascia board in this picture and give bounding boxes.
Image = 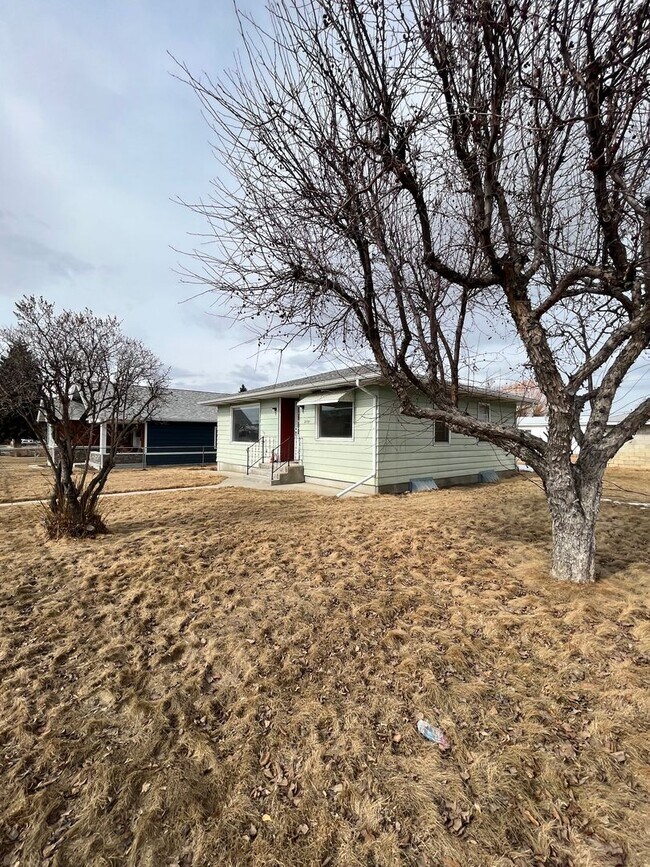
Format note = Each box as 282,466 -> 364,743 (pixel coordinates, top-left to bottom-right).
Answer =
199,377 -> 381,406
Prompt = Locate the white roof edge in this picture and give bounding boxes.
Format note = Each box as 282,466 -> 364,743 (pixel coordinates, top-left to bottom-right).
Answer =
199,375 -> 381,405
518,415 -> 650,426
201,377 -> 530,407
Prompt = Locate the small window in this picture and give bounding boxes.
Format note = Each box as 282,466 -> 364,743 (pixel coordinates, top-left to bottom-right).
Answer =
434,420 -> 450,443
318,402 -> 353,438
232,405 -> 260,442
477,402 -> 490,422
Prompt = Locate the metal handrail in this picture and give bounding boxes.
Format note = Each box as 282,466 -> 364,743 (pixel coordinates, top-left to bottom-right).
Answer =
270,436 -> 302,481
246,436 -> 265,474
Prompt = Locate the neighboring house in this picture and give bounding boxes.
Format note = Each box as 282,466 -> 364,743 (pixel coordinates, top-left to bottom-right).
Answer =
516,417 -> 557,446
202,365 -> 526,494
44,387 -> 226,468
517,415 -> 650,468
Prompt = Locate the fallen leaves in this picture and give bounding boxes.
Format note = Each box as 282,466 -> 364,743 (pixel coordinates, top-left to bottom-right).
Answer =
586,836 -> 627,866
258,751 -> 303,806
441,857 -> 463,867
558,741 -> 577,761
439,801 -> 473,837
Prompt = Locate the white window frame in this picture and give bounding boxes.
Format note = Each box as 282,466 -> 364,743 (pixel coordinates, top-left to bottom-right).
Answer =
477,401 -> 491,423
432,419 -> 451,445
230,403 -> 261,444
316,401 -> 355,441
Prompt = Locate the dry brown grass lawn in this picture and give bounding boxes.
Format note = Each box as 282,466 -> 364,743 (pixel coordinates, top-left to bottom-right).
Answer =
0,471 -> 648,867
0,456 -> 224,503
600,469 -> 650,503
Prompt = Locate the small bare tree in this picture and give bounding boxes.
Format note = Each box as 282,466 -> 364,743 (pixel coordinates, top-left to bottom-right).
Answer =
180,0 -> 649,583
0,296 -> 168,537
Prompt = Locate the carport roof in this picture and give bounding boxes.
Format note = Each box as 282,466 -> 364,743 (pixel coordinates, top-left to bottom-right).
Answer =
41,387 -> 228,424
150,388 -> 227,422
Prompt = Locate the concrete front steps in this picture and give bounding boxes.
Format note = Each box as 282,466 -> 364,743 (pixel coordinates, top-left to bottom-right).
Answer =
248,462 -> 305,486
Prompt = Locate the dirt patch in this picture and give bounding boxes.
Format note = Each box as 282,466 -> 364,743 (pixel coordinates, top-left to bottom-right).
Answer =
0,473 -> 648,866
0,456 -> 224,504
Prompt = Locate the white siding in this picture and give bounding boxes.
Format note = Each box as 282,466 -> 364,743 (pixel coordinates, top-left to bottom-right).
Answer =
376,387 -> 517,487
215,385 -> 519,489
217,399 -> 279,471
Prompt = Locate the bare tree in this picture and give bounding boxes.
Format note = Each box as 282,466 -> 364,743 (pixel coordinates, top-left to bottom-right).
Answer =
180,0 -> 650,583
506,380 -> 548,417
0,297 -> 168,538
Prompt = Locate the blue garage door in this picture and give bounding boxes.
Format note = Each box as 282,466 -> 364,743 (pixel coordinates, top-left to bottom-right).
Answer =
146,422 -> 217,466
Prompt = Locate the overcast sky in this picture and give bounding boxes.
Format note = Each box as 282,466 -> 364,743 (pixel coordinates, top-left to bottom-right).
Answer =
0,1 -> 646,409
0,0 -> 333,393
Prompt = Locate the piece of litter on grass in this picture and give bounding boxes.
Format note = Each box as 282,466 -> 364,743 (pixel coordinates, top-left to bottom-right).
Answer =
416,719 -> 449,747
262,814 -> 272,822
141,782 -> 151,794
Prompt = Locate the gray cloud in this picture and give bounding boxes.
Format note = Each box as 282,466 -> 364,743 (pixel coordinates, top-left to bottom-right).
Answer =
0,233 -> 96,292
168,364 -> 233,392
228,353 -> 334,389
168,364 -> 199,379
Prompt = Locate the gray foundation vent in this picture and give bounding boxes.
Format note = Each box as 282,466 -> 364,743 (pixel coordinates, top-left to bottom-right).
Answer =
478,470 -> 499,484
409,477 -> 439,493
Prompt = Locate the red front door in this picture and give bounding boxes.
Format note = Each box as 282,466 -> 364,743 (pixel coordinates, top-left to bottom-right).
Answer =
279,398 -> 296,461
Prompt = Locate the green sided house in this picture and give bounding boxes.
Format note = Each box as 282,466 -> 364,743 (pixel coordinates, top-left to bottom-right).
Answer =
202,366 -> 524,494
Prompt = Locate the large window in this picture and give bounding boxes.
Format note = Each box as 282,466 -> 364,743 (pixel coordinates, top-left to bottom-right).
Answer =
318,402 -> 353,438
231,404 -> 260,442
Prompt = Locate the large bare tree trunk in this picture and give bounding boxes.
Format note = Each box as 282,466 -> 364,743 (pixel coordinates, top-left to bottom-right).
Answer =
546,469 -> 603,584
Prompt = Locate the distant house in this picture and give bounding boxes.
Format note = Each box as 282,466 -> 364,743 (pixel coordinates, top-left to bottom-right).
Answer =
202,365 -> 527,494
517,415 -> 650,468
44,387 -> 226,468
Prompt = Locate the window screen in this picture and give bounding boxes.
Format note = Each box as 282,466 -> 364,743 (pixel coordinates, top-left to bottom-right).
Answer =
477,402 -> 490,422
232,405 -> 260,442
319,402 -> 353,438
